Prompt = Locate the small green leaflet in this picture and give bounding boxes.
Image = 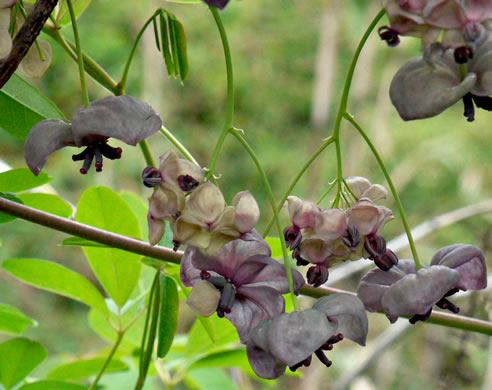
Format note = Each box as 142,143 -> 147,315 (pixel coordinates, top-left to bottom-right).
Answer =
0,304 -> 37,335
153,10 -> 189,83
157,274 -> 179,358
0,169 -> 52,193
0,75 -> 63,140
56,0 -> 93,27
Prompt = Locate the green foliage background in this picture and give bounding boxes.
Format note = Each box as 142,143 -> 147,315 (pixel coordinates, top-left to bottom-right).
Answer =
0,0 -> 491,389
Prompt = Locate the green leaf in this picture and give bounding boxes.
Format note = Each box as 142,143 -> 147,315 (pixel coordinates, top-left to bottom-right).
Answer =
47,358 -> 128,381
19,380 -> 89,390
186,314 -> 239,358
75,186 -> 143,307
189,349 -> 250,371
61,236 -> 111,248
56,0 -> 93,26
0,304 -> 36,335
185,368 -> 239,390
0,169 -> 52,193
17,193 -> 73,218
168,14 -> 180,78
157,275 -> 179,358
164,0 -> 202,3
173,18 -> 189,81
159,12 -> 174,76
2,258 -> 108,314
0,193 -> 22,224
265,236 -> 283,260
0,75 -> 64,140
0,337 -> 47,389
120,192 -> 149,241
152,16 -> 161,52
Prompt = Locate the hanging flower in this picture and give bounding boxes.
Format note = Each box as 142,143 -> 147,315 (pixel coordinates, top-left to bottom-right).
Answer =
357,244 -> 487,323
24,95 -> 162,175
246,294 -> 368,379
181,231 -> 305,343
202,0 -> 231,10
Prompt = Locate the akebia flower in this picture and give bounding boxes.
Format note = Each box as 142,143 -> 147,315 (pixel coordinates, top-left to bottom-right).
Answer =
180,231 -> 305,343
202,0 -> 231,10
357,244 -> 487,324
24,95 -> 162,175
246,294 -> 368,379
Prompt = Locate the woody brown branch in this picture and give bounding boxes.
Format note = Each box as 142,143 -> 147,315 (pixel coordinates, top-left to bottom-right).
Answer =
0,0 -> 58,88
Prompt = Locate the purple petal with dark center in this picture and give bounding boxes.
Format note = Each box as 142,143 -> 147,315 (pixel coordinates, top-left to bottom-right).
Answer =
190,236 -> 271,280
382,265 -> 461,323
72,95 -> 162,147
180,246 -> 205,287
430,243 -> 486,290
312,294 -> 368,346
357,259 -> 416,312
232,255 -> 305,293
24,119 -> 75,175
267,309 -> 334,367
228,285 -> 285,344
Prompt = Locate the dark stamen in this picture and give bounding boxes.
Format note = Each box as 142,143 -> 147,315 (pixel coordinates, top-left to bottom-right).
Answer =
374,248 -> 399,271
95,148 -> 103,172
409,308 -> 432,324
72,149 -> 88,161
306,265 -> 329,287
364,234 -> 386,259
284,225 -> 301,250
378,26 -> 400,47
80,148 -> 95,175
200,270 -> 211,280
99,142 -> 122,160
342,225 -> 360,251
463,93 -> 475,122
142,167 -> 162,188
454,46 -> 473,64
177,174 -> 200,192
436,298 -> 460,314
217,283 -> 236,314
472,94 -> 492,111
173,240 -> 180,251
314,349 -> 332,368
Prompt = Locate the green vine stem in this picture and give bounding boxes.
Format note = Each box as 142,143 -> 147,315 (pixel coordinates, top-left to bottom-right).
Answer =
206,6 -> 235,180
139,140 -> 156,168
159,126 -> 199,165
343,112 -> 422,268
118,10 -> 160,95
231,129 -> 300,311
1,196 -> 490,334
89,331 -> 125,390
45,28 -> 119,94
262,136 -> 335,237
65,0 -> 90,108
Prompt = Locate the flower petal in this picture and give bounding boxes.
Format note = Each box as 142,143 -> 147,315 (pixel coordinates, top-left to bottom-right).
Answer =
71,95 -> 162,147
24,119 -> 75,175
231,191 -> 260,233
389,53 -> 476,120
345,176 -> 371,198
184,182 -> 225,227
20,40 -> 52,78
292,199 -> 321,229
430,244 -> 487,290
267,309 -> 334,367
247,321 -> 286,380
202,0 -> 231,10
312,294 -> 368,346
314,209 -> 347,241
357,259 -> 416,312
186,280 -> 221,317
148,214 -> 166,246
382,265 -> 461,323
180,246 -> 205,286
228,285 -> 285,343
159,149 -> 205,191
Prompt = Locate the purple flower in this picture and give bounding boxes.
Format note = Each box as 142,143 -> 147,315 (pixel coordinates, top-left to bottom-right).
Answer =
357,244 -> 487,324
24,95 -> 162,175
246,294 -> 368,379
181,231 -> 305,343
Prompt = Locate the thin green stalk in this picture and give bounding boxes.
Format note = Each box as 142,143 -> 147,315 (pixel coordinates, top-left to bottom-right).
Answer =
332,8 -> 386,190
45,28 -> 119,94
159,126 -> 199,165
89,331 -> 125,390
206,6 -> 234,179
231,129 -> 300,311
344,112 -> 422,269
140,140 -> 156,167
65,0 -> 90,108
118,10 -> 160,95
262,136 -> 335,236
317,178 -> 338,204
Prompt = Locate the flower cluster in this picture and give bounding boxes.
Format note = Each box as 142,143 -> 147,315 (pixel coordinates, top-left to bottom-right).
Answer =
246,294 -> 368,379
25,95 -> 162,175
381,0 -> 492,49
357,243 -> 487,323
284,176 -> 397,287
381,1 -> 492,122
145,151 -> 260,254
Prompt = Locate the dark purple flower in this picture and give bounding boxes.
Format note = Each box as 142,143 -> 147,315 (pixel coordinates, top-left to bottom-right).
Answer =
246,294 -> 368,379
181,231 -> 305,343
357,244 -> 487,324
24,95 -> 162,175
